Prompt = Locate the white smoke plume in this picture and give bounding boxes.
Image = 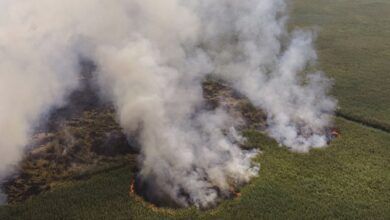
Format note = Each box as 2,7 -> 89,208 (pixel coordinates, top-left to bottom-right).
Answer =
0,0 -> 335,207
197,0 -> 336,152
0,0 -> 81,202
91,2 -> 260,208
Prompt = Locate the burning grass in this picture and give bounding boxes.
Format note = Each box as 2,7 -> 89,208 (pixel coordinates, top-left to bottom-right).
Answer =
1,78 -> 265,207
1,0 -> 390,218
132,173 -> 245,210
2,79 -> 340,208
1,118 -> 389,219
123,80 -> 266,209
128,80 -> 338,210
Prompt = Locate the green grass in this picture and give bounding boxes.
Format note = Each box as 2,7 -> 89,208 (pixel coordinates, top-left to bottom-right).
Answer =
1,118 -> 389,220
292,0 -> 390,129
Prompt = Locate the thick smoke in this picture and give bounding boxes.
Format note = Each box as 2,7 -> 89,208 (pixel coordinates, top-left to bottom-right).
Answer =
91,2 -> 260,208
196,0 -> 336,152
0,0 -> 335,207
0,0 -> 81,201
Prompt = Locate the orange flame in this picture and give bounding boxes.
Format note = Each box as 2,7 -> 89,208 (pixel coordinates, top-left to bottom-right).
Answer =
331,128 -> 340,138
130,179 -> 135,194
229,185 -> 241,198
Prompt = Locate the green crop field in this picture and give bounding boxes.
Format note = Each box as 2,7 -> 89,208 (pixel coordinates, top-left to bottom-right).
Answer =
293,0 -> 390,130
1,0 -> 390,219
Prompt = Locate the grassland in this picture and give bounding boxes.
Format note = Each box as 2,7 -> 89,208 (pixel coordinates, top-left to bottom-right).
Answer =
293,0 -> 390,130
1,0 -> 390,219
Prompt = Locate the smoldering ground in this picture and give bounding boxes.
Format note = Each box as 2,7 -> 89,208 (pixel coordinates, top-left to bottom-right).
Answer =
0,0 -> 336,208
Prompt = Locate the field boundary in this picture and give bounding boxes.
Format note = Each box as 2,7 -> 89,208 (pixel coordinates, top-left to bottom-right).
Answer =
336,111 -> 390,134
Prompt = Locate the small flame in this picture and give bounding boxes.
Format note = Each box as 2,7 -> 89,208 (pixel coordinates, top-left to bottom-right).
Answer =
130,179 -> 135,194
326,128 -> 340,144
229,185 -> 241,198
331,128 -> 340,138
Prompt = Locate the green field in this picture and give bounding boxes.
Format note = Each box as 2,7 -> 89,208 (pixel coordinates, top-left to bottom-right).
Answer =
293,0 -> 390,130
1,0 -> 390,219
